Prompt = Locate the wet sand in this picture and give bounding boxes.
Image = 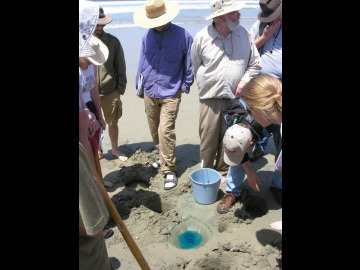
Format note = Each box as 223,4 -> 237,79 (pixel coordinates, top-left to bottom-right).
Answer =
99,81 -> 282,269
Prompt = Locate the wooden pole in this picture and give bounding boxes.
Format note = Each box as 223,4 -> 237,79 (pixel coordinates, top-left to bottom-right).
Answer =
92,144 -> 151,269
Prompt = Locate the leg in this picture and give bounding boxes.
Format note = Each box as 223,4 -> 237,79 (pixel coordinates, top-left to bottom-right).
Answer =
217,164 -> 246,213
158,91 -> 181,175
269,170 -> 282,205
225,164 -> 246,197
144,94 -> 161,148
199,99 -> 229,176
100,91 -> 128,161
108,124 -> 127,161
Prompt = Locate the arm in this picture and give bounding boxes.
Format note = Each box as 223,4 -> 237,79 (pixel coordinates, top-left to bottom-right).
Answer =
79,107 -> 101,182
254,21 -> 281,50
235,37 -> 262,96
89,66 -> 106,130
114,40 -> 127,95
243,160 -> 260,192
180,34 -> 194,94
135,37 -> 146,99
190,34 -> 201,79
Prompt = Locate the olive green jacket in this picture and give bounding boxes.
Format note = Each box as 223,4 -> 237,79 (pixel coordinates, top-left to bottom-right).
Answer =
96,31 -> 127,95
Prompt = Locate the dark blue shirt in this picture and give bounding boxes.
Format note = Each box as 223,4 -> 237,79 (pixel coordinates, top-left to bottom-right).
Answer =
136,23 -> 194,98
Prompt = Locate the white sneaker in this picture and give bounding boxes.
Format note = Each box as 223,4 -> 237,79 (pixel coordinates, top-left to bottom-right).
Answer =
151,159 -> 161,169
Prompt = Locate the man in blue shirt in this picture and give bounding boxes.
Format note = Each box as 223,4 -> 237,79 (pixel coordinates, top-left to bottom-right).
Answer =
134,0 -> 194,190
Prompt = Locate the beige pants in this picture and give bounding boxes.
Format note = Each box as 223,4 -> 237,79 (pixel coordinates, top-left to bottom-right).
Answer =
144,91 -> 182,174
199,98 -> 230,176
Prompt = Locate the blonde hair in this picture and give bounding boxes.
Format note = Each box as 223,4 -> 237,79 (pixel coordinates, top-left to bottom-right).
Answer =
240,74 -> 282,122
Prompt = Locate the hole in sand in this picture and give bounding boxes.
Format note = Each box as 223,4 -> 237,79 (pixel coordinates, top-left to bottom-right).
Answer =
169,217 -> 212,249
244,195 -> 269,218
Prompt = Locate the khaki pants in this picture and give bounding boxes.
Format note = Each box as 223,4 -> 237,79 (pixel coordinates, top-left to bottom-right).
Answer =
199,98 -> 230,176
144,91 -> 182,174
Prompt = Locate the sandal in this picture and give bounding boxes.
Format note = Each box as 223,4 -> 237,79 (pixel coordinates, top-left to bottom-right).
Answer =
151,159 -> 161,169
164,172 -> 178,190
103,225 -> 114,239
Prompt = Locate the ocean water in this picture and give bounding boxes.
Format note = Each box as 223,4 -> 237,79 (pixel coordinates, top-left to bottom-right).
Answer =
90,0 -> 260,32
88,0 -> 261,78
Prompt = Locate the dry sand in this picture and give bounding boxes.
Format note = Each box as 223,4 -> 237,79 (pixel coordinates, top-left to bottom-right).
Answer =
99,83 -> 282,270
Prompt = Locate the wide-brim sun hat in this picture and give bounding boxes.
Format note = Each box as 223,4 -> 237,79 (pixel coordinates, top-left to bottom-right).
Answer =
258,0 -> 282,23
79,0 -> 99,56
80,35 -> 109,66
206,0 -> 246,20
98,7 -> 112,25
133,0 -> 179,29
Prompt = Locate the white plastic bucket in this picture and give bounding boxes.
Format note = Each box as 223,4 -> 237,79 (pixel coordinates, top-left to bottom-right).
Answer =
188,168 -> 222,205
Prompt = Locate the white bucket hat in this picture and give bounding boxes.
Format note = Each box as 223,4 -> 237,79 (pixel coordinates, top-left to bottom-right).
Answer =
206,0 -> 246,20
79,0 -> 99,56
133,0 -> 179,29
81,35 -> 109,66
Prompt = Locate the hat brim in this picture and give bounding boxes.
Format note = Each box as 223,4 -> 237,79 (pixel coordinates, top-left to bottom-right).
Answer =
224,148 -> 246,166
79,1 -> 99,55
97,15 -> 112,25
206,2 -> 246,20
257,2 -> 282,22
84,36 -> 109,66
133,1 -> 179,28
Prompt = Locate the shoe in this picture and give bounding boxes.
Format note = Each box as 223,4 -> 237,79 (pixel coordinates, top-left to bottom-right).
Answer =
269,186 -> 282,205
164,172 -> 178,190
103,225 -> 114,239
249,149 -> 264,162
151,159 -> 161,169
217,193 -> 237,214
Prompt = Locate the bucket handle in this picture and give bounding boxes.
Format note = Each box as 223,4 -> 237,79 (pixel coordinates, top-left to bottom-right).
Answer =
201,160 -> 205,187
201,160 -> 210,186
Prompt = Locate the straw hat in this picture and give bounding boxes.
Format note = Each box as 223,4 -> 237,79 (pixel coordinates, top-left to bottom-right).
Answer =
258,0 -> 282,23
98,7 -> 112,25
79,0 -> 99,56
133,0 -> 179,29
206,0 -> 246,20
80,35 -> 109,66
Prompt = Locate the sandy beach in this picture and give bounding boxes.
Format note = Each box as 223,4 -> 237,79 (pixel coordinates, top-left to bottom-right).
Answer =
90,4 -> 282,267
98,78 -> 282,269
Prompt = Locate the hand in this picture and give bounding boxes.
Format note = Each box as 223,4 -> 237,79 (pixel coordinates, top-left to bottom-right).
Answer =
87,111 -> 97,125
99,117 -> 106,131
246,169 -> 260,192
88,120 -> 100,137
263,20 -> 281,40
235,80 -> 247,97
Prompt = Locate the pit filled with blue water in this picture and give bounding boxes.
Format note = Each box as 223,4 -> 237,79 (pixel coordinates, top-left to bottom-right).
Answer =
178,231 -> 203,249
169,217 -> 212,249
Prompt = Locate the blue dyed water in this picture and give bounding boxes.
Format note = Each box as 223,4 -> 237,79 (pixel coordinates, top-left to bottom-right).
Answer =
178,231 -> 203,249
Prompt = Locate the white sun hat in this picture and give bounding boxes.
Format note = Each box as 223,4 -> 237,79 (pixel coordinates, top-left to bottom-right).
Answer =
206,0 -> 246,20
83,35 -> 109,66
79,0 -> 99,56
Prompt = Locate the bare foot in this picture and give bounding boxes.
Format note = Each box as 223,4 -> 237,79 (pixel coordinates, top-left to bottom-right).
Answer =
112,149 -> 128,162
104,181 -> 114,188
98,151 -> 104,160
270,220 -> 282,231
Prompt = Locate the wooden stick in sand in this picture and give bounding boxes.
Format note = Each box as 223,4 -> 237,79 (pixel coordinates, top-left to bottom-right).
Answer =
93,148 -> 151,270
